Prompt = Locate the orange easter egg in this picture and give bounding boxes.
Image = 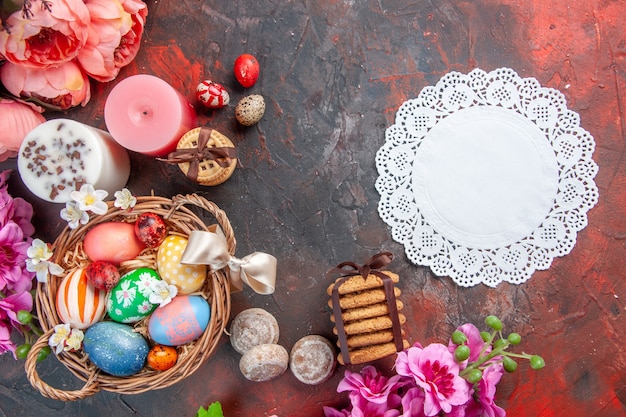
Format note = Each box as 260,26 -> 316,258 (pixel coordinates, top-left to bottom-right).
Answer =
147,345 -> 178,371
56,268 -> 108,330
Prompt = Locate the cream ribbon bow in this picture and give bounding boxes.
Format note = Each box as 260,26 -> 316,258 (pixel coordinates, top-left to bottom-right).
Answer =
180,228 -> 277,295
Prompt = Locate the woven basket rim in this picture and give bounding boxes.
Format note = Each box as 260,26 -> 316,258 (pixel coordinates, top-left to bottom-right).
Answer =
25,194 -> 234,400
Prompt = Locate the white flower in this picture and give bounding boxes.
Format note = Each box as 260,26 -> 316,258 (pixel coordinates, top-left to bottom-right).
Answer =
114,188 -> 137,210
64,328 -> 85,352
70,184 -> 108,215
49,324 -> 84,354
26,239 -> 53,264
26,239 -> 64,283
60,201 -> 89,229
149,280 -> 178,308
49,323 -> 71,354
26,258 -> 64,283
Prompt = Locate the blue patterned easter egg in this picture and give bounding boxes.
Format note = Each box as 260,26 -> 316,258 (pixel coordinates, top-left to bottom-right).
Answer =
83,322 -> 149,376
148,295 -> 210,346
106,268 -> 161,323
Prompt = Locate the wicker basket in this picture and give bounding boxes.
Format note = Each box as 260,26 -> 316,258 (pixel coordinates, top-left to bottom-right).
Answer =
25,194 -> 234,400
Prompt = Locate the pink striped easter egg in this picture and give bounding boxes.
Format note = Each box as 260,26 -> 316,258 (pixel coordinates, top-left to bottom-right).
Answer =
56,268 -> 108,330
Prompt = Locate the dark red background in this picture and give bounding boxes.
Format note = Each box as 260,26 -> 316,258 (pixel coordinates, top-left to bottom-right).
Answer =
1,1 -> 625,416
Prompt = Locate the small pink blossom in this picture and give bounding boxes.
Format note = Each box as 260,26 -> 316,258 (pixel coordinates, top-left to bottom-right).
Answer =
395,343 -> 471,417
462,363 -> 506,417
0,320 -> 17,357
338,365 -> 405,404
0,222 -> 34,293
448,323 -> 490,366
0,170 -> 35,236
0,291 -> 33,330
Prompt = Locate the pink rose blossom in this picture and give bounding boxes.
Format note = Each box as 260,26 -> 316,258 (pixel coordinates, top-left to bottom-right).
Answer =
0,99 -> 46,162
1,60 -> 91,109
0,0 -> 90,69
77,0 -> 148,82
395,343 -> 471,417
0,291 -> 33,329
0,320 -> 16,357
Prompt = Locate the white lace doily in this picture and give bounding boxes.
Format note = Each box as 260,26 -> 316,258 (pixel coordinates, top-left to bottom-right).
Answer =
375,67 -> 599,287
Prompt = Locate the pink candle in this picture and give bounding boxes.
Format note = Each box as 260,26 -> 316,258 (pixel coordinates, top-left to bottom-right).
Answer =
17,119 -> 131,203
104,74 -> 197,156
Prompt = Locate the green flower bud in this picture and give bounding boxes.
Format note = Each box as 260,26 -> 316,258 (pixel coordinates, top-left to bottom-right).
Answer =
17,310 -> 33,325
530,355 -> 545,370
485,315 -> 502,331
507,333 -> 522,345
15,343 -> 31,360
451,330 -> 467,345
493,338 -> 508,350
454,345 -> 471,362
466,369 -> 483,384
503,356 -> 518,373
480,331 -> 491,342
37,346 -> 52,362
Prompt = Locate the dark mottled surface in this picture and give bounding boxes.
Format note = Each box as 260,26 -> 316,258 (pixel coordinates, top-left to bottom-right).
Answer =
1,0 -> 625,416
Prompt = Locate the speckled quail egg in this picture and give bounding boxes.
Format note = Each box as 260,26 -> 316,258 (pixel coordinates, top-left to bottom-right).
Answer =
235,94 -> 265,126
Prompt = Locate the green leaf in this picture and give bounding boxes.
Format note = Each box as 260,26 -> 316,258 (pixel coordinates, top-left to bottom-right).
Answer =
195,406 -> 209,417
207,402 -> 224,417
196,402 -> 223,417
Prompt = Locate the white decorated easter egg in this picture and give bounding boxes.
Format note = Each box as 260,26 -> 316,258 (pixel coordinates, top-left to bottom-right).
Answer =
148,295 -> 210,346
157,235 -> 206,294
83,322 -> 149,376
84,222 -> 146,265
106,268 -> 161,323
56,268 -> 107,330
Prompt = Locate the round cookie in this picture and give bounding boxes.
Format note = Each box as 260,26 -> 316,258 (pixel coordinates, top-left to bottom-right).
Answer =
290,335 -> 336,385
239,343 -> 288,382
230,308 -> 279,354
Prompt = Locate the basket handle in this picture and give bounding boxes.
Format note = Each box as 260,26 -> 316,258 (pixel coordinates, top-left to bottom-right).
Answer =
170,194 -> 237,255
25,329 -> 101,401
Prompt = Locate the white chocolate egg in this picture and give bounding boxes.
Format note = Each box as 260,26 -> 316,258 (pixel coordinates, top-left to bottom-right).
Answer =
156,235 -> 206,294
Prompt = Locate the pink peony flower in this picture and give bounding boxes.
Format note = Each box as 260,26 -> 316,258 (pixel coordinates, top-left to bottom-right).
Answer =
1,60 -> 91,109
0,0 -> 90,69
338,365 -> 405,405
0,291 -> 33,329
395,343 -> 472,417
77,0 -> 148,82
0,320 -> 16,357
0,221 -> 33,293
0,99 -> 46,162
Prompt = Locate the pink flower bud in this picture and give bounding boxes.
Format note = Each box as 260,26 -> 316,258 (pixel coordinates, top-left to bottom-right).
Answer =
0,99 -> 46,162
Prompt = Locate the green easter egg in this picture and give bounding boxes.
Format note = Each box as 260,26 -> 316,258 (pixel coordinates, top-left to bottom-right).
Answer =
106,268 -> 161,323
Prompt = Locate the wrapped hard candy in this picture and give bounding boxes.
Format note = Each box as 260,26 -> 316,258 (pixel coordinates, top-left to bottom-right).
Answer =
196,80 -> 230,109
